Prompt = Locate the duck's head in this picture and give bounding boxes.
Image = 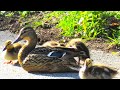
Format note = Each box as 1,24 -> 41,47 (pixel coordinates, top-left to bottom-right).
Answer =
84,58 -> 93,68
3,40 -> 13,51
13,27 -> 36,44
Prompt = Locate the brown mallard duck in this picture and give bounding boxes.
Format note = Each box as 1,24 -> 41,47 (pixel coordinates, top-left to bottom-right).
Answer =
11,27 -> 90,73
79,58 -> 118,79
2,40 -> 22,64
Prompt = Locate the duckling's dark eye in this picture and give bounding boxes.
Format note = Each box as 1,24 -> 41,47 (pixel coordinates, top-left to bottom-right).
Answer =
88,62 -> 91,65
7,43 -> 10,45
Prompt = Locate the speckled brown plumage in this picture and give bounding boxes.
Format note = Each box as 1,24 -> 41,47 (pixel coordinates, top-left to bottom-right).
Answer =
79,58 -> 118,79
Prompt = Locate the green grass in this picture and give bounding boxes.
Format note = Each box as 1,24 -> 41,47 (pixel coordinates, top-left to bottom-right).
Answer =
1,11 -> 120,46
55,11 -> 104,40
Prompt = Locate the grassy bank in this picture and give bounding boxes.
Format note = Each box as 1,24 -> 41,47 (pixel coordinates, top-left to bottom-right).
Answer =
1,11 -> 120,47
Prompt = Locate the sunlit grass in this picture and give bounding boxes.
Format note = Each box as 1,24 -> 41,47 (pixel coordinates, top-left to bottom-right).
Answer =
1,11 -> 120,46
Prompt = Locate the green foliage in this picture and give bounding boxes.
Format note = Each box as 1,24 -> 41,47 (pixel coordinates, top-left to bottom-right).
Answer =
0,11 -> 30,17
98,11 -> 120,45
18,11 -> 30,18
55,11 -> 103,40
1,11 -> 120,46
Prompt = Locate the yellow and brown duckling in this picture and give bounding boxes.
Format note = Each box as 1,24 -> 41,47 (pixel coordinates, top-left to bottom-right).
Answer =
66,38 -> 90,65
79,58 -> 118,79
65,38 -> 82,48
42,40 -> 65,47
11,27 -> 87,73
2,40 -> 22,64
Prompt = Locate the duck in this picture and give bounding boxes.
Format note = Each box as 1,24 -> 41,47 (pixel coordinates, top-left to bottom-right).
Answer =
79,58 -> 118,79
42,40 -> 65,47
11,27 -> 89,73
2,40 -> 22,64
65,38 -> 90,65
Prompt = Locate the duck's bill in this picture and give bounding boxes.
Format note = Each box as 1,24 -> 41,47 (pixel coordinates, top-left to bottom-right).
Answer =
12,36 -> 22,44
2,46 -> 7,51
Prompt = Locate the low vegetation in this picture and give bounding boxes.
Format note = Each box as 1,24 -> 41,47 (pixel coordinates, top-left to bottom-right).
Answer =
1,11 -> 120,47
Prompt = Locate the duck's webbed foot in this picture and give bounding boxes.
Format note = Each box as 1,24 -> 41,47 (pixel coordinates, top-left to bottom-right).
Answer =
4,60 -> 19,65
4,61 -> 13,64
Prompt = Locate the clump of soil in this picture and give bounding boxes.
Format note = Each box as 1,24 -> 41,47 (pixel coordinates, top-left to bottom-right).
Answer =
0,15 -> 21,34
35,27 -> 62,45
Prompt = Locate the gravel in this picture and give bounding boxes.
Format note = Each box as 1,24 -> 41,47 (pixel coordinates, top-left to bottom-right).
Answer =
0,31 -> 120,79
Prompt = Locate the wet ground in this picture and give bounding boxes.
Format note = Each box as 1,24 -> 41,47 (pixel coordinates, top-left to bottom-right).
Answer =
0,30 -> 120,79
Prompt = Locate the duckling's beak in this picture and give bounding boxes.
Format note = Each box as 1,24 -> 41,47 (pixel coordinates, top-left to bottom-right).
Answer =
2,46 -> 7,51
12,36 -> 22,44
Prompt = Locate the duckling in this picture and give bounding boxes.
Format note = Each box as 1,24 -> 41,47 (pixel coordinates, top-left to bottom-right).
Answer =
79,58 -> 118,79
42,41 -> 64,47
66,38 -> 90,65
2,40 -> 22,64
66,38 -> 82,48
11,27 -> 84,72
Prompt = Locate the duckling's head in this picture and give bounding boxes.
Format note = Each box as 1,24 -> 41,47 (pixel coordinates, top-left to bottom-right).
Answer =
75,41 -> 90,59
3,40 -> 13,51
84,58 -> 93,68
13,27 -> 37,43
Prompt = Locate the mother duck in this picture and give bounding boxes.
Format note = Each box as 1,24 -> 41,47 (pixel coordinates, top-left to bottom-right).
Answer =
11,27 -> 90,73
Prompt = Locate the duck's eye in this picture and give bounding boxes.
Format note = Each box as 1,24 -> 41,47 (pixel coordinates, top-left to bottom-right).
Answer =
88,62 -> 91,66
22,31 -> 26,34
7,42 -> 11,45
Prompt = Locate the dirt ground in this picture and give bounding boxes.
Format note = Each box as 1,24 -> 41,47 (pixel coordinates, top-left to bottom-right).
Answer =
86,38 -> 120,53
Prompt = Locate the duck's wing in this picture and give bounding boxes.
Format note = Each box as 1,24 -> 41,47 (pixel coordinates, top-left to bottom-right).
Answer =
47,51 -> 66,58
30,47 -> 78,54
28,47 -> 78,65
55,46 -> 90,59
31,47 -> 81,62
30,47 -> 86,63
22,53 -> 78,72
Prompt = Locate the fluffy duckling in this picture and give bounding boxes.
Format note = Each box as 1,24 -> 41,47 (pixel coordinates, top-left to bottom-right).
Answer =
66,38 -> 90,65
42,41 -> 64,47
2,40 -> 22,64
79,58 -> 118,79
66,38 -> 82,48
